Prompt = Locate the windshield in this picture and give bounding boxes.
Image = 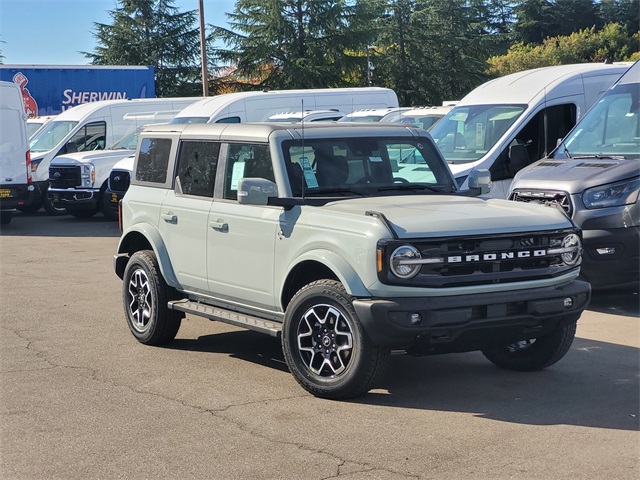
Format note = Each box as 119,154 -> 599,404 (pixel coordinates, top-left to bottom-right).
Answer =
553,81 -> 639,159
26,122 -> 44,139
337,114 -> 386,122
283,136 -> 456,197
430,105 -> 526,163
29,120 -> 78,153
109,127 -> 145,150
169,116 -> 209,124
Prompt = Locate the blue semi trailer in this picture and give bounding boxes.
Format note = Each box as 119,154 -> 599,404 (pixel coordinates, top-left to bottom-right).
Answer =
0,65 -> 155,116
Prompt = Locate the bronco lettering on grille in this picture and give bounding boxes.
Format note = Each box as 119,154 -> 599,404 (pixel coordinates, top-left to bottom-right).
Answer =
446,250 -> 547,263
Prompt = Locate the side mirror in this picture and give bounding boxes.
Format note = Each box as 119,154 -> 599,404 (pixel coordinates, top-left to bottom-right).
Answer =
237,178 -> 278,205
468,169 -> 491,195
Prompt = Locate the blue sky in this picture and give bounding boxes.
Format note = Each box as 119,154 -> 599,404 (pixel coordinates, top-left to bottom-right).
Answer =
0,0 -> 236,65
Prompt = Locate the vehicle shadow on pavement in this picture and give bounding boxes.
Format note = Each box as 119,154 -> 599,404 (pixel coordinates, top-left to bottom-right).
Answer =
0,210 -> 121,238
166,326 -> 638,432
361,337 -> 639,431
588,289 -> 639,317
168,330 -> 290,373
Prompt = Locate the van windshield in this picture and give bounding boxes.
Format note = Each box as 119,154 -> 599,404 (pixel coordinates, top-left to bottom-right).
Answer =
430,105 -> 526,163
29,121 -> 78,153
169,116 -> 209,124
553,81 -> 639,159
109,127 -> 144,150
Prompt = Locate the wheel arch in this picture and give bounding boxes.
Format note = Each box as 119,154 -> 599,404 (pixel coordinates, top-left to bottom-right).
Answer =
280,249 -> 370,311
114,224 -> 179,288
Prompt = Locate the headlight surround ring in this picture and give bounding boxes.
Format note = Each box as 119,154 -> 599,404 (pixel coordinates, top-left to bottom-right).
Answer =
390,245 -> 422,279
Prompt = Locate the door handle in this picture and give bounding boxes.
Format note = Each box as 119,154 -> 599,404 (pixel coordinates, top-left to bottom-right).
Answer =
210,220 -> 229,232
162,213 -> 178,224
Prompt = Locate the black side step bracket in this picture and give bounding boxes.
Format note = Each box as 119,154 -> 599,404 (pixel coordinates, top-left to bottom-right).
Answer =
168,300 -> 282,338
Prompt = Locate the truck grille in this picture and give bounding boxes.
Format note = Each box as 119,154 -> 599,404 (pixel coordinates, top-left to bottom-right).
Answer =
509,189 -> 572,217
379,229 -> 580,288
108,170 -> 130,193
49,166 -> 81,189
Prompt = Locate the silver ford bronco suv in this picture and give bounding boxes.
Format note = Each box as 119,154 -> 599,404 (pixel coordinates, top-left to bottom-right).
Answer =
114,122 -> 591,399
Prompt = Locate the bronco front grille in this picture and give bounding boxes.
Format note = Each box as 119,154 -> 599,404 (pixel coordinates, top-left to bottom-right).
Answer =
108,170 -> 130,193
509,189 -> 572,217
49,166 -> 81,189
378,229 -> 580,288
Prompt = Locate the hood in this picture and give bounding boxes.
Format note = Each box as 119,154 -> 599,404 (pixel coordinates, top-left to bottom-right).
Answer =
512,157 -> 640,194
319,195 -> 572,238
50,149 -> 134,166
111,154 -> 135,172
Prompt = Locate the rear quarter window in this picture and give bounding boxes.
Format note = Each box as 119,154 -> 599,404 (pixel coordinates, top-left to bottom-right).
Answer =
135,137 -> 172,184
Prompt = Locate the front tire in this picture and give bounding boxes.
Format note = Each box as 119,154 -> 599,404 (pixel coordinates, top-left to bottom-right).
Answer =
481,322 -> 577,371
0,211 -> 13,225
43,185 -> 68,216
282,280 -> 390,399
122,250 -> 182,345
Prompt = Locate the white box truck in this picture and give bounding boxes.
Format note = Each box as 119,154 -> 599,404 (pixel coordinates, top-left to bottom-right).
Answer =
0,81 -> 31,225
429,63 -> 631,198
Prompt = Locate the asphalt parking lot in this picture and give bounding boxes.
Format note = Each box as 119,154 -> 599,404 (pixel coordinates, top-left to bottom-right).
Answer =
1,211 -> 638,480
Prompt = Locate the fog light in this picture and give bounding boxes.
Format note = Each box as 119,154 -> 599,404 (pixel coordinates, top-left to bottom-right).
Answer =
563,297 -> 573,308
595,247 -> 616,255
410,313 -> 422,325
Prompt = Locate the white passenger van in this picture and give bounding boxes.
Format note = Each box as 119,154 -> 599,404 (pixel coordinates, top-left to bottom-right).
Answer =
429,63 -> 630,198
170,87 -> 398,124
0,81 -> 31,225
27,97 -> 201,214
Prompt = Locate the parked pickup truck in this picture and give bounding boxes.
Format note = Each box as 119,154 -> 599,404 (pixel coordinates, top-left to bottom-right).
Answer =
114,122 -> 591,399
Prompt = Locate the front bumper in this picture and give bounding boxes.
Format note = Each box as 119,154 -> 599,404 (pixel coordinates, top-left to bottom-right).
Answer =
105,188 -> 124,215
580,226 -> 639,290
49,188 -> 99,210
353,280 -> 591,353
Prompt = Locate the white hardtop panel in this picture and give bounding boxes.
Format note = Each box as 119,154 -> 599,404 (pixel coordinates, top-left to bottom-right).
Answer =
459,63 -> 630,106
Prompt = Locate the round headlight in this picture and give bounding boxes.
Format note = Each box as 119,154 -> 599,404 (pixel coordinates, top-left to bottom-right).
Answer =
561,234 -> 581,266
390,245 -> 422,279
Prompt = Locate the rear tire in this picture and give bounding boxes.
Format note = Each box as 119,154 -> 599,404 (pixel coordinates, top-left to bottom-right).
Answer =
282,280 -> 390,399
122,250 -> 182,345
0,211 -> 13,225
482,322 -> 577,371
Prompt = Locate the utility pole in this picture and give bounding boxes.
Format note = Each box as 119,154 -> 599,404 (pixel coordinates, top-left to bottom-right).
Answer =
367,45 -> 376,86
198,0 -> 210,96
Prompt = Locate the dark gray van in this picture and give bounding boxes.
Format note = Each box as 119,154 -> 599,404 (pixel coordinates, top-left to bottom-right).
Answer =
509,61 -> 639,290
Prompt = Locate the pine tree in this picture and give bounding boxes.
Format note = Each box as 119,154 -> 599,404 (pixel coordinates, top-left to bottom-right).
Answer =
84,0 -> 202,96
208,0 -> 383,90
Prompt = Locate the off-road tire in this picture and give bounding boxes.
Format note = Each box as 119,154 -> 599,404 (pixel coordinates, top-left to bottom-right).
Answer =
481,322 -> 577,371
282,279 -> 390,399
122,250 -> 182,345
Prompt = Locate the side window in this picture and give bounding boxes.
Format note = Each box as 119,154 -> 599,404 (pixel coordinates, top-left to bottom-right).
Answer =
66,121 -> 106,153
223,144 -> 274,200
215,117 -> 241,124
490,104 -> 575,181
135,137 -> 172,184
176,141 -> 220,197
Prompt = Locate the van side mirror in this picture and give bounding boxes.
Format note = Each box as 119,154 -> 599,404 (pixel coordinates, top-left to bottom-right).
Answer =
468,169 -> 491,195
237,178 -> 278,205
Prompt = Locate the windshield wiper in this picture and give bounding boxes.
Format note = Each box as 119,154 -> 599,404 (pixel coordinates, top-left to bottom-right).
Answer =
377,184 -> 443,193
572,154 -> 626,160
310,187 -> 366,196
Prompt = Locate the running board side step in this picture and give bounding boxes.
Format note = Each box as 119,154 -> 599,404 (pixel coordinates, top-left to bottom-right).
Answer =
168,300 -> 282,338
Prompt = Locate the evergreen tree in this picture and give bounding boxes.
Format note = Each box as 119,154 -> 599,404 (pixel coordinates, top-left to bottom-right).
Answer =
209,0 -> 383,90
513,0 -> 558,43
84,0 -> 202,96
599,0 -> 640,36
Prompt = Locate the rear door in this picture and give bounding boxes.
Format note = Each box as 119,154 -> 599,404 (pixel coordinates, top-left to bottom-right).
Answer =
0,82 -> 28,184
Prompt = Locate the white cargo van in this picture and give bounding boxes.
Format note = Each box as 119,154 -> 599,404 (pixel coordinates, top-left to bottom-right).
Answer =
429,63 -> 630,198
26,97 -> 201,214
170,87 -> 398,124
48,101 -> 201,219
0,81 -> 31,225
